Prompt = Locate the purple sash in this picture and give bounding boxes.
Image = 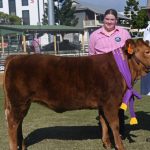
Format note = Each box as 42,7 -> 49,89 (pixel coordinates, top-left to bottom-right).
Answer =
113,48 -> 142,124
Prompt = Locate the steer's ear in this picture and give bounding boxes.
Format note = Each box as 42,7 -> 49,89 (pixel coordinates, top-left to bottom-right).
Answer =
136,38 -> 150,46
145,40 -> 150,46
124,39 -> 136,55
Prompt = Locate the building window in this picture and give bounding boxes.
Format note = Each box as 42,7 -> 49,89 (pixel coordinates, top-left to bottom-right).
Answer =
22,10 -> 30,25
0,0 -> 3,8
22,0 -> 28,6
8,0 -> 16,15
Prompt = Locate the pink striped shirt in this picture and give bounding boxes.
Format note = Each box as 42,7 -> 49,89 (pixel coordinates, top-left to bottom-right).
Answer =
88,26 -> 131,55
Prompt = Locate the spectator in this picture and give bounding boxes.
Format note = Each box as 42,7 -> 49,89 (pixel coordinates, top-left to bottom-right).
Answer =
32,35 -> 41,53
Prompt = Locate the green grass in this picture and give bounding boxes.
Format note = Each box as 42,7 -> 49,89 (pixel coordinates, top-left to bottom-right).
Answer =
0,82 -> 150,150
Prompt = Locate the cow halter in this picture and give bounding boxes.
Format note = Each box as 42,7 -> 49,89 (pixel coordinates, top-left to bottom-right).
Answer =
127,43 -> 150,72
133,54 -> 150,72
113,48 -> 142,125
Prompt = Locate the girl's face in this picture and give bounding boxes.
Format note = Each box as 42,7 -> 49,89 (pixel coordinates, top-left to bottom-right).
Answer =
103,14 -> 117,32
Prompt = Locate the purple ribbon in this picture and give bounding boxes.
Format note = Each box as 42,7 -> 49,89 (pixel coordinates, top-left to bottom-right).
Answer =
113,48 -> 142,118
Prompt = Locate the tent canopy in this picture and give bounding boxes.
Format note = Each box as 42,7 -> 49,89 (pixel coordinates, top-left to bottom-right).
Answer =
0,29 -> 23,36
0,25 -> 84,35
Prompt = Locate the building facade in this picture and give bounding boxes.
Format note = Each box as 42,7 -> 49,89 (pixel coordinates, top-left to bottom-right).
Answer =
0,0 -> 46,25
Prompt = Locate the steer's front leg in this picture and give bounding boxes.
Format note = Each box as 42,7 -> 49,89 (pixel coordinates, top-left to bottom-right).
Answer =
103,107 -> 125,150
98,109 -> 112,149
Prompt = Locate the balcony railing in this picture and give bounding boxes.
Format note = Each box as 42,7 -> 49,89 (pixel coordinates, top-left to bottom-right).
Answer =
83,20 -> 103,27
83,20 -> 130,29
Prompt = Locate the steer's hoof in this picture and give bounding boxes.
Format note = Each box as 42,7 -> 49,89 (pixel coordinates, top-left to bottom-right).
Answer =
22,142 -> 27,150
103,141 -> 112,149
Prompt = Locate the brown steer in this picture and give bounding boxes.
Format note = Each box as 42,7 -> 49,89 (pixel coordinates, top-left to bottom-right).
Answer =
3,39 -> 150,150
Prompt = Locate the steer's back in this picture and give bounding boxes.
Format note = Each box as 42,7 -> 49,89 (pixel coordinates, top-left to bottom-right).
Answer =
4,54 -> 125,112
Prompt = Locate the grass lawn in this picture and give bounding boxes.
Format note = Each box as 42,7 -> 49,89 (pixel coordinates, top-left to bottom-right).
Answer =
0,81 -> 150,150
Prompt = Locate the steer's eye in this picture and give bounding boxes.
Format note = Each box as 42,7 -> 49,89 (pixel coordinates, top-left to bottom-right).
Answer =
145,50 -> 150,55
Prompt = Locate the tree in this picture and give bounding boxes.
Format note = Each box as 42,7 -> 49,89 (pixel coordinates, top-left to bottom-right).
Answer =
42,0 -> 64,25
134,9 -> 149,30
58,0 -> 78,26
54,0 -> 64,24
8,15 -> 22,25
124,0 -> 149,29
42,3 -> 48,25
124,0 -> 139,28
42,0 -> 78,26
0,12 -> 21,25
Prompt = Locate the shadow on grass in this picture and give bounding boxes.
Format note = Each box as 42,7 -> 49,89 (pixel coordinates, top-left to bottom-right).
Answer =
125,111 -> 150,143
24,111 -> 150,148
25,125 -> 101,147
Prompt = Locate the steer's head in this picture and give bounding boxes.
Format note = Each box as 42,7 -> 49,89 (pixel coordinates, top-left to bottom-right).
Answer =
124,39 -> 150,76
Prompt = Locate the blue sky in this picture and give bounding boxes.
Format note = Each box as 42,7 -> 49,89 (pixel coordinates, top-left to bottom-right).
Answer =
79,0 -> 147,12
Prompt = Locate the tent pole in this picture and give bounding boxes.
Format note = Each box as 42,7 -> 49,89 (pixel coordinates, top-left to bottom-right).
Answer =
1,35 -> 4,54
81,32 -> 84,51
53,33 -> 57,55
22,34 -> 27,53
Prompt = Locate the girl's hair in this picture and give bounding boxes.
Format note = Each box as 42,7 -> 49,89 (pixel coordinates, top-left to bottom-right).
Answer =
104,9 -> 118,18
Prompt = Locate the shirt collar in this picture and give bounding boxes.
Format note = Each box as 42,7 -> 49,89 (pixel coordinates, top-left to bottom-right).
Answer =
98,26 -> 119,35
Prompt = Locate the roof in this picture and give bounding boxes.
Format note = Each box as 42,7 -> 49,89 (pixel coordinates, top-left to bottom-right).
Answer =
0,25 -> 84,35
0,29 -> 23,36
75,1 -> 106,14
75,0 -> 130,20
141,6 -> 150,10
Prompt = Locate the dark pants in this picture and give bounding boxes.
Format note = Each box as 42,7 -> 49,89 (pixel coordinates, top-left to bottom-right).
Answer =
119,109 -> 125,137
141,73 -> 150,95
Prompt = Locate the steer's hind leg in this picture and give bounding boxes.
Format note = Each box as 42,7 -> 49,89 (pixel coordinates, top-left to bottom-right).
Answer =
17,121 -> 27,150
6,109 -> 21,150
98,110 -> 112,149
103,106 -> 125,150
5,98 -> 30,150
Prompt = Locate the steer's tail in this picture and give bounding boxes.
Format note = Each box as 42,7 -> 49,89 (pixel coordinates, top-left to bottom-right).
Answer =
3,55 -> 18,109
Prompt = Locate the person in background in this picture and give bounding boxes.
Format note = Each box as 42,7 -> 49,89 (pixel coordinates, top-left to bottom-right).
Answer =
141,24 -> 150,96
88,9 -> 131,138
32,34 -> 41,54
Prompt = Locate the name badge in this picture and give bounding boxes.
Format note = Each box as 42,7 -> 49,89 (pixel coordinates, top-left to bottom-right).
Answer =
115,37 -> 121,42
